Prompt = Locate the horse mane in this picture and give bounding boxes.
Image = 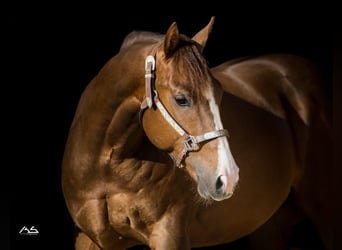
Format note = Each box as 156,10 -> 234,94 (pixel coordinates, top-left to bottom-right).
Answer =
119,31 -> 164,51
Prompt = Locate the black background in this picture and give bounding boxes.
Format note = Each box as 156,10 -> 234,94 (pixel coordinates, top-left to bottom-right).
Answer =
7,3 -> 334,250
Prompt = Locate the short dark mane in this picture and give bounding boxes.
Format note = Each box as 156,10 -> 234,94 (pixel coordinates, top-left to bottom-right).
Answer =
120,31 -> 164,51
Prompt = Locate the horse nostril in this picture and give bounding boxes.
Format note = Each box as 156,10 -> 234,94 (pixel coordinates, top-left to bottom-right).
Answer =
216,175 -> 226,193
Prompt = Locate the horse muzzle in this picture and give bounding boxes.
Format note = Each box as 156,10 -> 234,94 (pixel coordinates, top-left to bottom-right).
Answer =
193,164 -> 239,201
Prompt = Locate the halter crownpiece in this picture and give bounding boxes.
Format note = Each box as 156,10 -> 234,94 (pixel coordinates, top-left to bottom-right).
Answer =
141,51 -> 229,168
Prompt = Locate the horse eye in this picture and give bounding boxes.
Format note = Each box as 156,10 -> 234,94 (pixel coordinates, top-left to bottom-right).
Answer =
174,95 -> 190,107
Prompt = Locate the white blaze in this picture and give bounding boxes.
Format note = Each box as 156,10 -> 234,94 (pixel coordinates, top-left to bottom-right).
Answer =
208,91 -> 239,184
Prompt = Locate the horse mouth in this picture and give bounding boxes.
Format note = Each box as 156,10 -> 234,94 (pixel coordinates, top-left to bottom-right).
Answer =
197,188 -> 230,201
197,182 -> 236,201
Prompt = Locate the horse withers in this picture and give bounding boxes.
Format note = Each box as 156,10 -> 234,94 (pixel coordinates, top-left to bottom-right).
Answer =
62,17 -> 332,249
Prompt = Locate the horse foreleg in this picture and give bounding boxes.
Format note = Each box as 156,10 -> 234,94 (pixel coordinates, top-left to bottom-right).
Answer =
75,231 -> 100,250
148,214 -> 190,250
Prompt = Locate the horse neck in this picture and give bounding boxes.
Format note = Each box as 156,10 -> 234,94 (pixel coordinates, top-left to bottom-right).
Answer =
91,42 -> 171,164
103,95 -> 171,164
66,42 -> 163,166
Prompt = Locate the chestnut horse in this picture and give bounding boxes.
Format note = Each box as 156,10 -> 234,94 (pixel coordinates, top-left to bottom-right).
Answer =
62,17 -> 332,249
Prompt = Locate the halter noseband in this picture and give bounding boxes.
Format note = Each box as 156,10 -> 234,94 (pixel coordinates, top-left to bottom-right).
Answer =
140,50 -> 229,168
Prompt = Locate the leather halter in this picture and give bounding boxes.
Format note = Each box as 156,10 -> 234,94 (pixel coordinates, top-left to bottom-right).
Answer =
140,49 -> 229,168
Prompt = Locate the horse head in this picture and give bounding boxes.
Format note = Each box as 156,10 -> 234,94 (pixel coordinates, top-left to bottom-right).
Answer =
141,17 -> 239,201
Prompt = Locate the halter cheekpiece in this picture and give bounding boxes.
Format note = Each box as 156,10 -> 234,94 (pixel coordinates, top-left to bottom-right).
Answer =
140,47 -> 229,168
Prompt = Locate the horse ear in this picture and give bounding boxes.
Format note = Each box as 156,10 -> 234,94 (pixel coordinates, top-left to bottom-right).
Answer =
164,22 -> 180,58
192,16 -> 215,52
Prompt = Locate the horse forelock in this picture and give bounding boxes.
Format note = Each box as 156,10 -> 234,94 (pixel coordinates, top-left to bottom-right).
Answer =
168,38 -> 211,101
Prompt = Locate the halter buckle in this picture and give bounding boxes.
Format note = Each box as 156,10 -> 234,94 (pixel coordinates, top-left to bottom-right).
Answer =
145,55 -> 155,72
184,135 -> 200,152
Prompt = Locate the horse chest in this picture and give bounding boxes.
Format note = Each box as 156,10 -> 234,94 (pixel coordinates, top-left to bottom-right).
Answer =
104,162 -> 192,245
105,192 -> 154,243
